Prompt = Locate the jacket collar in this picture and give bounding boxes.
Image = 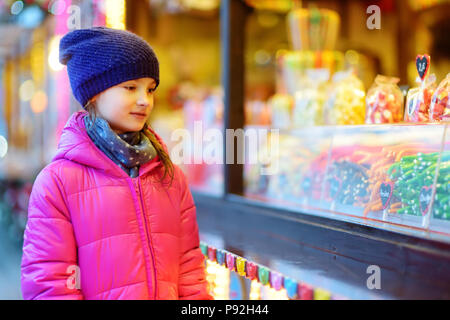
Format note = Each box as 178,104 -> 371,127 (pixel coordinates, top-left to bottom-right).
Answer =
52,111 -> 167,179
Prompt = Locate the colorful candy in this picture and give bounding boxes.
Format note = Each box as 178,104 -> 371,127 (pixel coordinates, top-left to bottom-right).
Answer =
284,278 -> 299,299
236,257 -> 246,277
216,250 -> 225,266
326,160 -> 370,206
325,71 -> 366,125
246,261 -> 258,280
429,73 -> 450,122
314,288 -> 331,300
298,283 -> 314,300
388,151 -> 450,220
199,243 -> 343,299
270,272 -> 283,291
207,247 -> 216,262
200,243 -> 208,256
258,266 -> 270,286
404,78 -> 436,122
365,75 -> 404,124
226,253 -> 235,271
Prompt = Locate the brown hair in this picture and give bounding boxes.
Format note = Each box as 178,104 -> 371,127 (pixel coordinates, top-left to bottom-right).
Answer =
84,100 -> 174,185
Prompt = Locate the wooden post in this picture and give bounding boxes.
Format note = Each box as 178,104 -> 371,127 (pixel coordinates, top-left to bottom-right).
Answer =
221,0 -> 250,197
396,0 -> 416,83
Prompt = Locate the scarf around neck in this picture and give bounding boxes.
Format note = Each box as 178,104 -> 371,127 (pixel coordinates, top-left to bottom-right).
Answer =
84,115 -> 157,178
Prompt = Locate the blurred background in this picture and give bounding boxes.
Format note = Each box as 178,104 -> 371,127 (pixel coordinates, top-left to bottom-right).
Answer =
0,0 -> 449,300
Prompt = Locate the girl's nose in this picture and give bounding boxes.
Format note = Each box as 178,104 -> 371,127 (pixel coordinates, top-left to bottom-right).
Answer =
137,98 -> 149,107
137,92 -> 150,106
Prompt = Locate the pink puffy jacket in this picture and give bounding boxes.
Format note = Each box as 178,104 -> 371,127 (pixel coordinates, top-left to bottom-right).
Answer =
21,111 -> 212,300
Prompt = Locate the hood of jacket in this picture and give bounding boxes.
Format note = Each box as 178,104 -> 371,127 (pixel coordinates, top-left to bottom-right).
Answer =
52,111 -> 168,178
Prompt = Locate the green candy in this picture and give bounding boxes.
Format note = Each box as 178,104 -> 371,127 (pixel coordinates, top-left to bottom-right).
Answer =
397,206 -> 411,214
200,243 -> 208,257
258,267 -> 269,285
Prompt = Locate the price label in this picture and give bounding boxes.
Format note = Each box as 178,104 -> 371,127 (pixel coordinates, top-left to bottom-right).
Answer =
419,185 -> 433,216
416,54 -> 430,81
379,182 -> 394,210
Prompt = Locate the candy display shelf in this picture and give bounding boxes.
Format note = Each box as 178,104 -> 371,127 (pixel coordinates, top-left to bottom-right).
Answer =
244,123 -> 450,244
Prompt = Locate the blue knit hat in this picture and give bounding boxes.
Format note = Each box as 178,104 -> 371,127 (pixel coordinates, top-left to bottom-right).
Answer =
59,27 -> 160,108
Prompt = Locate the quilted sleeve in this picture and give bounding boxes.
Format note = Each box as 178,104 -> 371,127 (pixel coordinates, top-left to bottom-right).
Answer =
21,168 -> 84,300
177,167 -> 213,300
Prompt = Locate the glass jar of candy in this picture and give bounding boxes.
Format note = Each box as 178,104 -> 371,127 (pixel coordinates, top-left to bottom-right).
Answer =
404,74 -> 436,122
365,75 -> 404,124
324,70 -> 366,125
429,73 -> 449,122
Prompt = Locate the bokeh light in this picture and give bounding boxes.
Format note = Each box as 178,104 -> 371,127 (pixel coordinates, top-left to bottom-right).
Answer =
48,36 -> 64,71
106,0 -> 126,30
19,79 -> 35,102
30,90 -> 48,113
0,135 -> 8,159
48,0 -> 67,15
10,1 -> 24,15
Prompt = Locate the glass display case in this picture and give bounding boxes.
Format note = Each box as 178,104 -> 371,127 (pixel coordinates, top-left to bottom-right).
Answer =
244,123 -> 450,243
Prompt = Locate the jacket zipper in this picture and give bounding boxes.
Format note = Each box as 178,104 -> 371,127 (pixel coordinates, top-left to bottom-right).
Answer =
134,177 -> 157,299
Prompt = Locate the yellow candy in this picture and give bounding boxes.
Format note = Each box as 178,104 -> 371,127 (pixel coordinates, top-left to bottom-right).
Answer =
314,288 -> 331,300
326,73 -> 365,125
236,257 -> 246,277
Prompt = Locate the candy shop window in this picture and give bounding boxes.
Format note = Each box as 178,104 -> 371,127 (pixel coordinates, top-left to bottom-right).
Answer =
241,0 -> 450,242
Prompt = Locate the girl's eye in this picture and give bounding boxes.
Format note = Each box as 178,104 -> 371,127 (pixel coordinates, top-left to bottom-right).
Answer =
148,88 -> 156,94
124,86 -> 136,91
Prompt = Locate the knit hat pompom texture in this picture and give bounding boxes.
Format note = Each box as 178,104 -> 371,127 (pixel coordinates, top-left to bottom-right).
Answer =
59,27 -> 159,107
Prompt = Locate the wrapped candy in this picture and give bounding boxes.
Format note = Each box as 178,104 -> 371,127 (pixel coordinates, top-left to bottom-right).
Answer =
292,69 -> 329,127
429,73 -> 450,122
404,75 -> 436,122
324,70 -> 366,125
366,75 -> 404,124
405,54 -> 437,123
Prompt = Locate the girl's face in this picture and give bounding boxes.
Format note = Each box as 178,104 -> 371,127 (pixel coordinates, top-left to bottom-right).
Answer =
92,77 -> 157,134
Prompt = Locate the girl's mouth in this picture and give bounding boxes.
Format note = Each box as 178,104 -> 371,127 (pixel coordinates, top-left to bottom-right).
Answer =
130,112 -> 147,119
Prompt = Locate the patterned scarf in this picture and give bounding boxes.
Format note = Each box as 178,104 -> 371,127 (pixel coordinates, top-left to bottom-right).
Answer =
84,115 -> 157,178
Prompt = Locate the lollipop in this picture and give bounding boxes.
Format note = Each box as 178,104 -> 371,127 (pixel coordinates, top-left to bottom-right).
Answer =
404,54 -> 437,123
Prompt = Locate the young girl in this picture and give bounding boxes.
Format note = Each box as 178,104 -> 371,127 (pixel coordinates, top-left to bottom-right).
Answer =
20,27 -> 212,300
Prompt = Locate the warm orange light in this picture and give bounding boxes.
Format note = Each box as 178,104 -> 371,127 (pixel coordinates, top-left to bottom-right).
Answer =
30,91 -> 48,113
205,260 -> 230,300
249,280 -> 261,300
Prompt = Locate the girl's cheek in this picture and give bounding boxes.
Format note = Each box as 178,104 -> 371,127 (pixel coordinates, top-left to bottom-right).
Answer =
111,98 -> 131,113
120,94 -> 135,106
